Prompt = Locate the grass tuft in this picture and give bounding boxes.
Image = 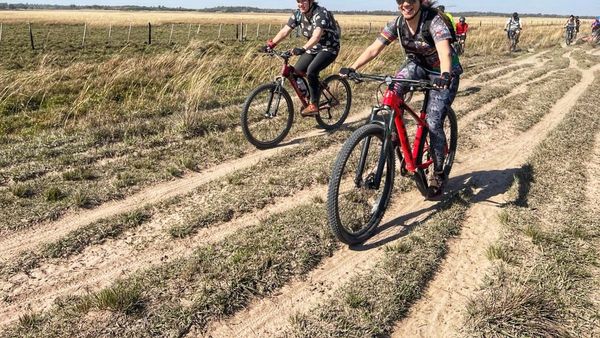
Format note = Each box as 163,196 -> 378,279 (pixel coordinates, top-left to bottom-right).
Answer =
45,186 -> 66,202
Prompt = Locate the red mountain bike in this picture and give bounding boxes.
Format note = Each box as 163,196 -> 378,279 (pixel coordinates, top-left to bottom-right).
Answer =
327,72 -> 457,245
240,49 -> 352,149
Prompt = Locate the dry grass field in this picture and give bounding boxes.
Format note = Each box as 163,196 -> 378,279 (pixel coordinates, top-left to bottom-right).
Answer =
0,9 -> 599,338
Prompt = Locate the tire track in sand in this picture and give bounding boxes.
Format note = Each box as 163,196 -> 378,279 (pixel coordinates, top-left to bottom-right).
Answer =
391,53 -> 600,337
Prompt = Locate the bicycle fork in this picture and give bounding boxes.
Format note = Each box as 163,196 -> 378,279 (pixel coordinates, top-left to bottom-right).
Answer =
354,106 -> 394,190
265,80 -> 284,118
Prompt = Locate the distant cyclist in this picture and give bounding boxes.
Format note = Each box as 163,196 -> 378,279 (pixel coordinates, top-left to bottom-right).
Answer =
593,17 -> 600,44
593,17 -> 600,32
437,5 -> 456,29
455,17 -> 469,53
564,15 -> 577,42
575,16 -> 581,35
261,0 -> 340,117
505,12 -> 522,49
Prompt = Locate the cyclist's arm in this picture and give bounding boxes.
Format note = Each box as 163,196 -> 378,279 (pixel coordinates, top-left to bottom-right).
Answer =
301,27 -> 323,50
271,25 -> 294,45
350,39 -> 386,70
435,39 -> 452,74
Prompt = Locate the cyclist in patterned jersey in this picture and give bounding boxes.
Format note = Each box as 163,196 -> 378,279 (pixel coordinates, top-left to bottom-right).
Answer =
505,12 -> 522,45
261,0 -> 340,117
341,0 -> 462,196
565,15 -> 577,39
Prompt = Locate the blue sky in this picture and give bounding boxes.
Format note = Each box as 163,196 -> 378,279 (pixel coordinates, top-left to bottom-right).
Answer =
7,0 -> 600,16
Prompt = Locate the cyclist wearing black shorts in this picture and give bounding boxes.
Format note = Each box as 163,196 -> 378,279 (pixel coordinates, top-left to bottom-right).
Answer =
262,0 -> 340,117
341,0 -> 462,195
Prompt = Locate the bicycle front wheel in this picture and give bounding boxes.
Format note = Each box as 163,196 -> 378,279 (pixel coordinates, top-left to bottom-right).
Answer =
327,123 -> 395,245
415,107 -> 458,197
241,82 -> 294,149
315,75 -> 352,130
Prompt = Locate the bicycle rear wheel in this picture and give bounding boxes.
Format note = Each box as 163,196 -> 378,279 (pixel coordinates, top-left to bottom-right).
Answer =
327,123 -> 395,245
240,82 -> 294,149
414,107 -> 458,198
315,75 -> 352,130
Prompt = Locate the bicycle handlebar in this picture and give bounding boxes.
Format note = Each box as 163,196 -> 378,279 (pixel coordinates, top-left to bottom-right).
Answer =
346,71 -> 436,91
261,48 -> 293,60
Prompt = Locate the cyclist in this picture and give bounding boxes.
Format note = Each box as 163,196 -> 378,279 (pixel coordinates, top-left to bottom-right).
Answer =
455,17 -> 469,52
437,5 -> 456,29
261,0 -> 340,117
505,12 -> 522,47
593,17 -> 600,32
564,15 -> 577,43
575,16 -> 581,36
341,0 -> 462,196
593,17 -> 600,44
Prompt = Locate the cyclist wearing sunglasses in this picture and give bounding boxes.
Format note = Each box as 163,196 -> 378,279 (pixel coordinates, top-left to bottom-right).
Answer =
341,0 -> 462,195
261,0 -> 341,117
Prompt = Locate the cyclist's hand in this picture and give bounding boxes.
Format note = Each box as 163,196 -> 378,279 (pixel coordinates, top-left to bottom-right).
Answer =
433,72 -> 451,89
258,45 -> 272,53
259,39 -> 277,53
339,67 -> 355,77
291,47 -> 306,56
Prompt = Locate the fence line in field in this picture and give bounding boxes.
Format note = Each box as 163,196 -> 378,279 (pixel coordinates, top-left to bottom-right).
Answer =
0,20 -> 564,52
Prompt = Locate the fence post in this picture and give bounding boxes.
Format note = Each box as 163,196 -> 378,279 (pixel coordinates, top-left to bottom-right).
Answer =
236,23 -> 239,40
127,23 -> 132,43
245,23 -> 248,40
256,23 -> 260,39
218,23 -> 222,39
28,22 -> 35,50
187,23 -> 192,41
169,24 -> 174,44
107,24 -> 112,44
196,23 -> 201,34
148,22 -> 152,45
43,29 -> 50,49
0,23 -> 3,45
82,22 -> 87,47
368,22 -> 372,34
239,22 -> 243,41
267,23 -> 271,36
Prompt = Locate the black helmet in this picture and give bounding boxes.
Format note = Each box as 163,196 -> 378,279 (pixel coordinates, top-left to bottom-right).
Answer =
459,17 -> 466,23
569,15 -> 574,18
513,12 -> 518,18
438,5 -> 445,12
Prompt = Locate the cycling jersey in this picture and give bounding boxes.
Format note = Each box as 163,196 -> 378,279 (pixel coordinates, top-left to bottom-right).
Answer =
565,19 -> 576,28
287,4 -> 340,55
455,22 -> 468,35
506,17 -> 521,31
378,9 -> 463,75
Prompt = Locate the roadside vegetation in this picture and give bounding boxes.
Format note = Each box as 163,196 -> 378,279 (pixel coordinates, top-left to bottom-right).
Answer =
465,73 -> 600,337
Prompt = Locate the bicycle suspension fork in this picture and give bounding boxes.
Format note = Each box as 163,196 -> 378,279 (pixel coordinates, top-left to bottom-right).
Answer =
355,105 -> 394,189
266,78 -> 285,118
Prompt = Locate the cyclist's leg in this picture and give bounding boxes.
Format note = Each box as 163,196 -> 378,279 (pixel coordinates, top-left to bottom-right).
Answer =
294,53 -> 315,77
305,51 -> 337,105
393,60 -> 427,96
425,74 -> 460,175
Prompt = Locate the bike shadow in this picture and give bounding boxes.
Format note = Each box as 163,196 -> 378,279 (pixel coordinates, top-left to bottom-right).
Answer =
350,167 -> 523,251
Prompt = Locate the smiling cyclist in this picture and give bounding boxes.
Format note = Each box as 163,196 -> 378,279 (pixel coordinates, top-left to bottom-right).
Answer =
341,0 -> 461,196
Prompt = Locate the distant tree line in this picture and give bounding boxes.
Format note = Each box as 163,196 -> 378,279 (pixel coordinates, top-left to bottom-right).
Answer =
0,3 -> 593,19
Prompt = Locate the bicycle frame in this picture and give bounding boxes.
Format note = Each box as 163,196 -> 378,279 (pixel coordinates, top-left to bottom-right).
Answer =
358,85 -> 432,189
272,51 -> 340,112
